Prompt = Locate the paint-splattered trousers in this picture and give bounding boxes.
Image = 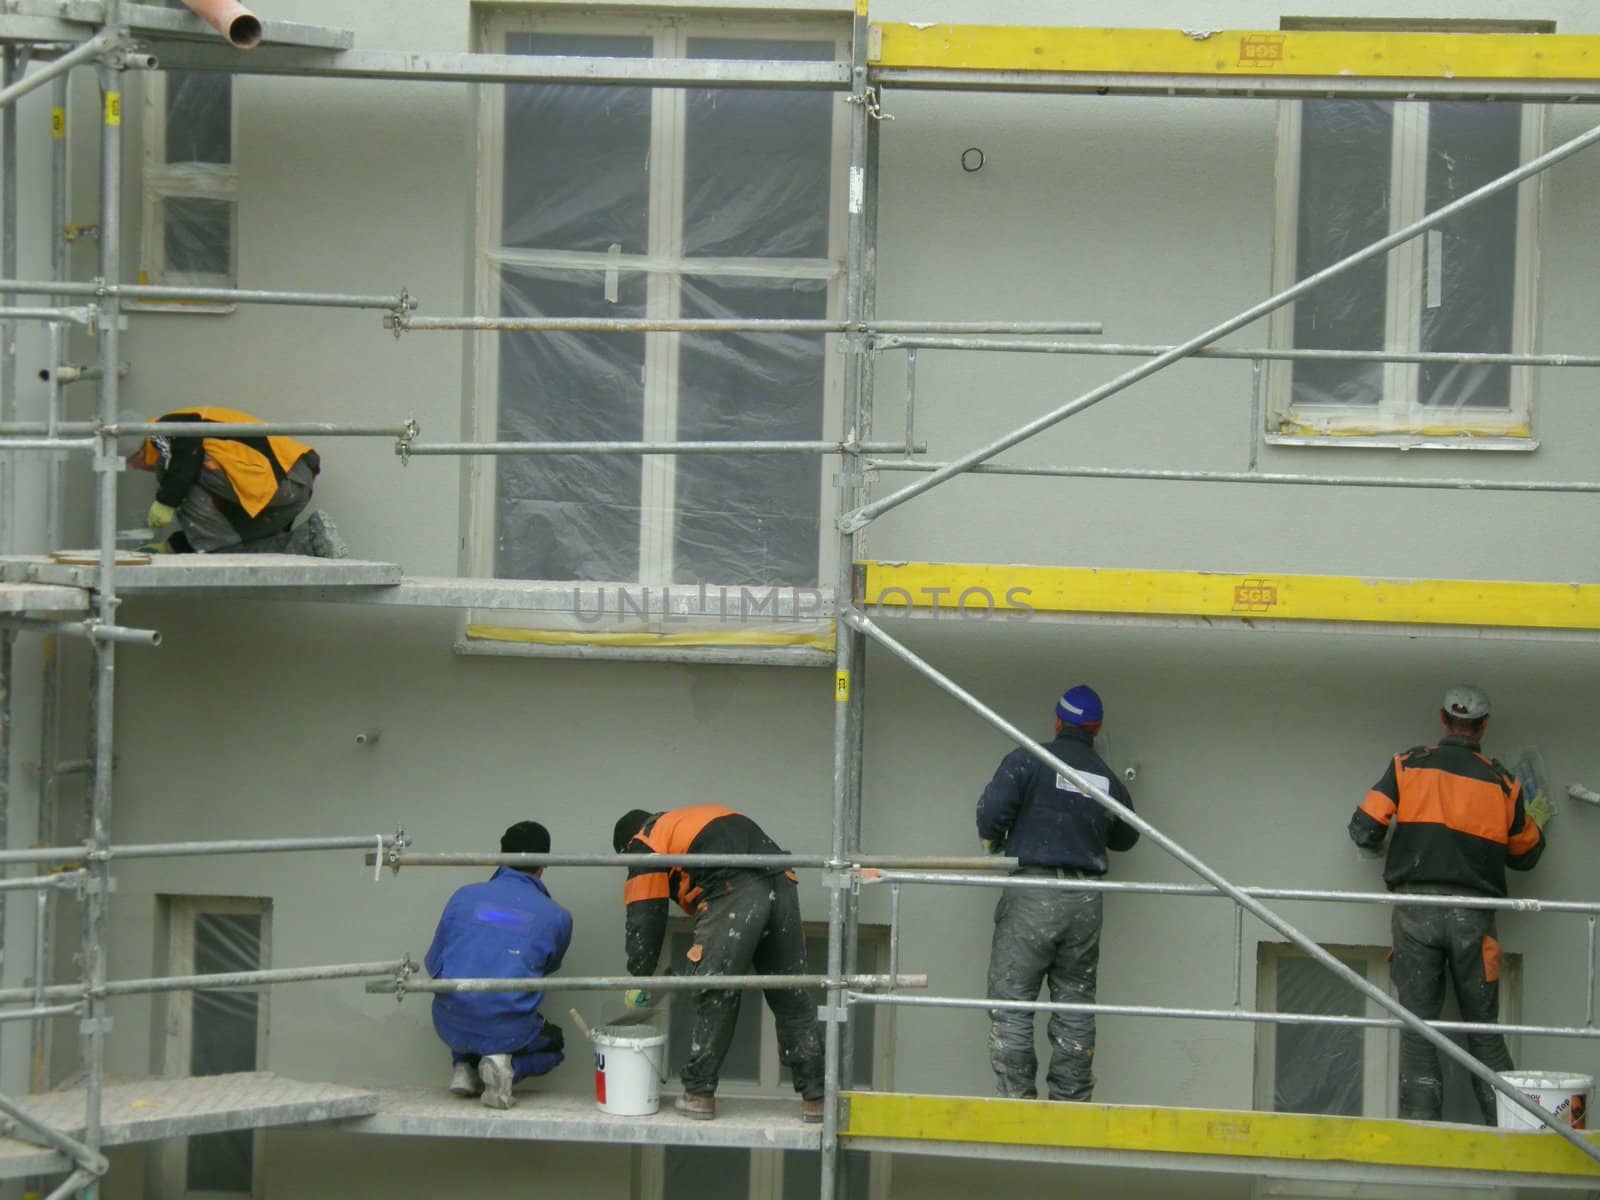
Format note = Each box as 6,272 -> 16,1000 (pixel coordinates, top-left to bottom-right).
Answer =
986,872 -> 1102,1102
1391,892 -> 1511,1124
175,457 -> 315,552
681,875 -> 824,1100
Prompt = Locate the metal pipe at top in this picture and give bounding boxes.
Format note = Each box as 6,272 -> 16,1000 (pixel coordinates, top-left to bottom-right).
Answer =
843,111 -> 1600,534
394,315 -> 1102,335
372,850 -> 1030,871
0,30 -> 122,112
104,422 -> 415,439
863,870 -> 1600,915
0,279 -> 416,311
399,439 -> 921,457
842,608 -> 1600,1159
105,834 -> 409,861
864,458 -> 1600,496
875,335 -> 1600,369
369,971 -> 927,996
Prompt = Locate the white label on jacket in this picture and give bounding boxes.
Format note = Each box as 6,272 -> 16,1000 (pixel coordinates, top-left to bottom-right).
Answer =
1056,771 -> 1111,798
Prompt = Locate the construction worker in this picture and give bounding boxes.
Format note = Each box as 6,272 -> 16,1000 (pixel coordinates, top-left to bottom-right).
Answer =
1349,685 -> 1551,1124
425,821 -> 572,1110
126,407 -> 346,556
977,684 -> 1139,1102
612,806 -> 823,1123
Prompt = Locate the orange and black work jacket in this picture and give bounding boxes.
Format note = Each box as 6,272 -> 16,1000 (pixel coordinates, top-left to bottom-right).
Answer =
1349,734 -> 1544,897
621,805 -> 790,976
135,407 -> 319,518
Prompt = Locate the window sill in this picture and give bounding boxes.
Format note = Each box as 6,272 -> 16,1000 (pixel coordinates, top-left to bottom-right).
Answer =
1265,432 -> 1537,453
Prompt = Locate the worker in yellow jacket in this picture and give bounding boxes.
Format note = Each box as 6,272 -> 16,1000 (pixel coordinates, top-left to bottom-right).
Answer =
127,407 -> 346,556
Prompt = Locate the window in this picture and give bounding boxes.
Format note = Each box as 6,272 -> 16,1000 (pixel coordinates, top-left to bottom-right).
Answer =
139,6 -> 237,303
639,924 -> 891,1200
155,897 -> 271,1198
468,11 -> 847,642
1267,22 -> 1549,445
1253,942 -> 1520,1123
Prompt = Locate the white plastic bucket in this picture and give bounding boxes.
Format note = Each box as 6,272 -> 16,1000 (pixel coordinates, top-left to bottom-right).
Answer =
1495,1070 -> 1592,1131
592,1024 -> 667,1117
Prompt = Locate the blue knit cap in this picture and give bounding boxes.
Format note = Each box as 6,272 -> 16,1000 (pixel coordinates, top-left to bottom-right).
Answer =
1055,685 -> 1103,727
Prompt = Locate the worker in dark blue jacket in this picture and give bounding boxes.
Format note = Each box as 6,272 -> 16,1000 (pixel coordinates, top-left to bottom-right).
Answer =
976,685 -> 1139,1102
425,821 -> 573,1109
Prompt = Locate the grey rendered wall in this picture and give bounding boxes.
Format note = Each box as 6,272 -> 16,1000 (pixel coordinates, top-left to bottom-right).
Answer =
37,0 -> 1600,1197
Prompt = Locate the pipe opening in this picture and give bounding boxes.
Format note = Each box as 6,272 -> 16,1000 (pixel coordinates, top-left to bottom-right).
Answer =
227,15 -> 263,49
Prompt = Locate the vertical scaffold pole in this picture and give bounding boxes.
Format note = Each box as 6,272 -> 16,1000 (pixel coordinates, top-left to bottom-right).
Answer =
822,7 -> 873,1200
83,28 -> 125,1195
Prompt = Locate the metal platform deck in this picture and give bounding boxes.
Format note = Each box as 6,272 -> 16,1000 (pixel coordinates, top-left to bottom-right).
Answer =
20,554 -> 403,592
346,1088 -> 821,1151
0,581 -> 88,614
1,1 -> 352,50
842,1093 -> 1600,1192
0,1074 -> 379,1176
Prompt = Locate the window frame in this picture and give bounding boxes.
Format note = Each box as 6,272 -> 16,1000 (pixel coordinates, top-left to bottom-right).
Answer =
1253,940 -> 1521,1121
1266,85 -> 1547,448
136,68 -> 239,313
152,895 -> 272,1200
465,7 -> 850,644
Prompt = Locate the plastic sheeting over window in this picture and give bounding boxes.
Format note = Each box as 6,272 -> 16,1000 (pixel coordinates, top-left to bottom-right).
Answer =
187,912 -> 262,1193
148,65 -> 235,285
1270,953 -> 1366,1117
1286,99 -> 1533,423
488,29 -> 839,611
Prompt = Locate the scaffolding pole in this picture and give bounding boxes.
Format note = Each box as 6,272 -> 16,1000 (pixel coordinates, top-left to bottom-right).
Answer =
842,109 -> 1600,532
842,607 -> 1600,1164
0,278 -> 416,311
394,315 -> 1102,335
0,30 -> 118,111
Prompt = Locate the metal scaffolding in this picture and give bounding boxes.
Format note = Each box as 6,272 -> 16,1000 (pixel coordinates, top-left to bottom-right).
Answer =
1,6 -> 1600,1200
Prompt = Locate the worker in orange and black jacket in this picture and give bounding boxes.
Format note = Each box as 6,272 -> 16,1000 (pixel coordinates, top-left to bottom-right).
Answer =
126,407 -> 346,556
612,805 -> 823,1124
1349,685 -> 1551,1125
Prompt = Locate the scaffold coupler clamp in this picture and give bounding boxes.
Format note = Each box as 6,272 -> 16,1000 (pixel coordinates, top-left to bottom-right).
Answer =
385,287 -> 416,339
395,418 -> 419,466
844,85 -> 893,121
388,827 -> 411,875
394,955 -> 418,1004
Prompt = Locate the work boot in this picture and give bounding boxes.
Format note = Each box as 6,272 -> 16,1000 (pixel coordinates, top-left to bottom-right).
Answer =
449,1062 -> 482,1098
284,510 -> 350,559
478,1054 -> 515,1110
800,1097 -> 825,1124
673,1091 -> 716,1120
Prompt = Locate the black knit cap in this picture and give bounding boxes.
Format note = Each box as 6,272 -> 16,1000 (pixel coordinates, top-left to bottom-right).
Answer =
501,821 -> 551,855
613,809 -> 652,854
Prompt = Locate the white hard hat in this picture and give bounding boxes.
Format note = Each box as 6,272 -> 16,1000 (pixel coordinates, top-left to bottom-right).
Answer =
1442,684 -> 1490,720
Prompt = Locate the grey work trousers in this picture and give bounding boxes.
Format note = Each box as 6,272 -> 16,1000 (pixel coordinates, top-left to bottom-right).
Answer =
681,876 -> 824,1100
986,876 -> 1102,1102
177,457 -> 315,552
1392,896 -> 1512,1124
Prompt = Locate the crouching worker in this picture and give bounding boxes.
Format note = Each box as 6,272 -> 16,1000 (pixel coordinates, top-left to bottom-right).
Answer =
126,407 -> 346,556
425,821 -> 573,1109
613,806 -> 824,1123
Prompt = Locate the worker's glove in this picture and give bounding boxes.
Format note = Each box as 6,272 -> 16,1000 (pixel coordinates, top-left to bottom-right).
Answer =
147,500 -> 178,531
624,987 -> 654,1010
1525,792 -> 1555,830
980,838 -> 1005,856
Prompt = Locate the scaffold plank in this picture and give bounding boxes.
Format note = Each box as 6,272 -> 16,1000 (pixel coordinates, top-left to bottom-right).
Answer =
345,1088 -> 821,1151
1,1 -> 353,50
842,1093 -> 1600,1188
871,25 -> 1600,83
0,1137 -> 65,1181
0,1074 -> 378,1151
858,561 -> 1600,633
25,555 -> 402,591
0,582 -> 88,614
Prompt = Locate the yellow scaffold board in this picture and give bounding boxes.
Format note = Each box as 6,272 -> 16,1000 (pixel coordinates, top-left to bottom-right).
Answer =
870,25 -> 1600,83
857,562 -> 1600,632
841,1093 -> 1600,1179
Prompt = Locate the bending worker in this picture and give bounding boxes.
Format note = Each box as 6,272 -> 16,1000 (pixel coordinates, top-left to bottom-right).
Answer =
613,805 -> 824,1123
1349,685 -> 1550,1125
126,407 -> 346,556
977,685 -> 1139,1103
425,821 -> 572,1110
